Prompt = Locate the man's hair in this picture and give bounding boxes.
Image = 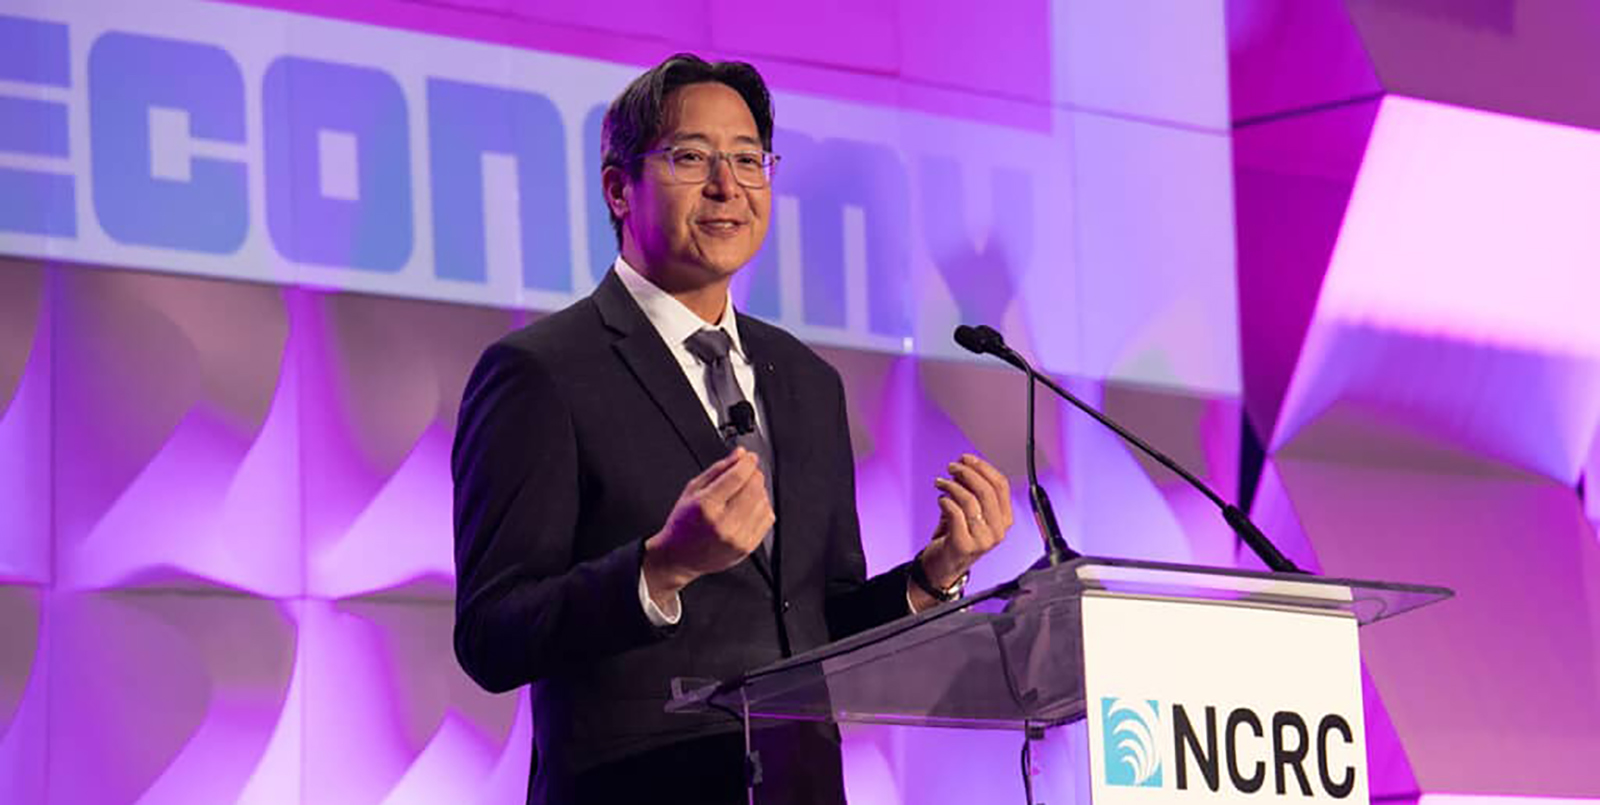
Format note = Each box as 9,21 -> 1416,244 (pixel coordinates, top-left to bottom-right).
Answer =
600,53 -> 775,247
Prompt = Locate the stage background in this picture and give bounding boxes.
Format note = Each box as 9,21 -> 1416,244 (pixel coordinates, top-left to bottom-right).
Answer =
1,0 -> 1597,801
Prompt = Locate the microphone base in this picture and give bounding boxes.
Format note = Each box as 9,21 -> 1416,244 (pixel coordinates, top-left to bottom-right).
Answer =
1032,538 -> 1080,569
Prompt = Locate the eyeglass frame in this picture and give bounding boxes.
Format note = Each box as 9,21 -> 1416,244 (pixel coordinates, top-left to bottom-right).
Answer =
631,145 -> 782,189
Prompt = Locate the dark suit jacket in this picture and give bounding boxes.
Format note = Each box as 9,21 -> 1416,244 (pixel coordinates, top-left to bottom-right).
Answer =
452,270 -> 913,804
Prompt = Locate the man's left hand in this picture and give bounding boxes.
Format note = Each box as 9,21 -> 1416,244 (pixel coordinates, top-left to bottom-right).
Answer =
918,454 -> 1013,596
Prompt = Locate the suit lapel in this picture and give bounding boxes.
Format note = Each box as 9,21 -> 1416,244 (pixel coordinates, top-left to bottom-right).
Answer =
595,271 -> 779,592
741,322 -> 811,598
594,271 -> 728,471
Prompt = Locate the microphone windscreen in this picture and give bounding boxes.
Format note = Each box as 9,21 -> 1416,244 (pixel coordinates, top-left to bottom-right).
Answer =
973,325 -> 1007,349
953,325 -> 988,355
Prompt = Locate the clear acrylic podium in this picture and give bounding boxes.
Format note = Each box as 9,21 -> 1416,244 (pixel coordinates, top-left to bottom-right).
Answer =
667,557 -> 1452,799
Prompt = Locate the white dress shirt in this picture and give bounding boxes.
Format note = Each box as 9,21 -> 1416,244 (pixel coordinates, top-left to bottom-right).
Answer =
614,257 -> 768,626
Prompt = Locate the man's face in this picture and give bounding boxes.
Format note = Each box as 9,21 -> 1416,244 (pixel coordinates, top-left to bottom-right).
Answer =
612,82 -> 771,291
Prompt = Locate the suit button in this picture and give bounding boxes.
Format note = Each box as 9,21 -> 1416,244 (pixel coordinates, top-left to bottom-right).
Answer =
781,600 -> 792,613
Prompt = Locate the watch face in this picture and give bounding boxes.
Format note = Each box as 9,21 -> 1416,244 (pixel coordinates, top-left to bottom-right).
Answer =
941,573 -> 969,600
913,558 -> 967,601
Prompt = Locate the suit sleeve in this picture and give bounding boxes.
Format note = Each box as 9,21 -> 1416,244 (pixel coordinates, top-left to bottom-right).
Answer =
820,367 -> 914,641
451,342 -> 670,693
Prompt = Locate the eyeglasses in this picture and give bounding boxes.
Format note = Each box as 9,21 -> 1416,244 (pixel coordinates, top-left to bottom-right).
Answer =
637,146 -> 780,189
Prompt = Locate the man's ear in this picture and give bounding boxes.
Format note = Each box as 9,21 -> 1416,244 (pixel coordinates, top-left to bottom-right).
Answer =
601,165 -> 630,220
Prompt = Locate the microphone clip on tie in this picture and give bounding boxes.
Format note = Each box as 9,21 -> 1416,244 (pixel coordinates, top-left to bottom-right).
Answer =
720,400 -> 757,443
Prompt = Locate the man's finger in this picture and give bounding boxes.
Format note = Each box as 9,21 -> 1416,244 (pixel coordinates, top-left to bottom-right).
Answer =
949,462 -> 1001,531
936,496 -> 974,553
723,464 -> 767,514
722,471 -> 772,549
698,451 -> 759,502
936,476 -> 984,522
953,463 -> 1008,546
935,480 -> 984,554
684,447 -> 748,494
961,455 -> 1014,524
755,502 -> 776,536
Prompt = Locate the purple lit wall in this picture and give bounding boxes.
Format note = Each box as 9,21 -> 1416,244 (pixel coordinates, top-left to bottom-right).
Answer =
0,0 -> 1596,803
1232,0 -> 1600,797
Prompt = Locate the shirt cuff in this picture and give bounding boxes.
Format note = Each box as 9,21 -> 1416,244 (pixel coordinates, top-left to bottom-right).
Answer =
639,566 -> 683,626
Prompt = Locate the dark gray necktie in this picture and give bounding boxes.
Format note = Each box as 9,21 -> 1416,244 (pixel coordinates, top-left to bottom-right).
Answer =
684,328 -> 774,556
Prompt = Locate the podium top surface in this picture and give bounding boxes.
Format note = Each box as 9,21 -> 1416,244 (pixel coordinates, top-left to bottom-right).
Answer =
666,557 -> 1452,731
1062,556 -> 1452,621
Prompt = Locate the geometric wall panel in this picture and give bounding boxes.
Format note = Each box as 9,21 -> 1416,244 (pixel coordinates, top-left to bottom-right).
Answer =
829,350 -> 922,583
0,259 -> 49,585
1227,0 -> 1382,123
1346,0 -> 1600,133
1279,321 -> 1600,483
300,599 -> 527,804
51,269 -> 301,597
831,349 -> 1058,587
1060,378 -> 1244,569
841,352 -> 1252,577
1279,96 -> 1600,478
1422,796 -> 1600,805
300,294 -> 522,601
1098,381 -> 1244,568
0,255 -> 1240,803
1241,456 -> 1323,572
44,591 -> 297,804
0,585 -> 46,804
1274,446 -> 1600,795
1589,433 -> 1600,534
1307,97 -> 1600,365
910,357 -> 1040,573
1234,6 -> 1600,799
1360,664 -> 1420,802
1232,98 -> 1379,440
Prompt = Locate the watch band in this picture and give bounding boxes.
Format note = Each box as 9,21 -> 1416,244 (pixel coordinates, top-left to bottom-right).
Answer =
910,554 -> 968,602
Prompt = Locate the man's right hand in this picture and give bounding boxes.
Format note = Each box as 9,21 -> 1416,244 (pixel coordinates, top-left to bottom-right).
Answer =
642,448 -> 773,607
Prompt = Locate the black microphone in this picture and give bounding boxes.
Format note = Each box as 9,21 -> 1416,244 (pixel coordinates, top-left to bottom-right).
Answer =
952,323 -> 995,353
721,401 -> 757,443
952,324 -> 1304,574
728,401 -> 756,436
953,325 -> 1022,371
953,326 -> 1078,566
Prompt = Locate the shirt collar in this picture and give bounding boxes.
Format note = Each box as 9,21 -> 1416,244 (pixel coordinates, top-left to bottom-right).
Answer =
613,256 -> 746,359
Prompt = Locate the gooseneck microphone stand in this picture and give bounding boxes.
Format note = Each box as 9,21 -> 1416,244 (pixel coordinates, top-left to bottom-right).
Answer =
953,324 -> 1303,575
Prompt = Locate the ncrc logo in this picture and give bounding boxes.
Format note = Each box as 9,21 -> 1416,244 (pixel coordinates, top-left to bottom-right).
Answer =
1102,698 -> 1164,787
1099,697 -> 1359,798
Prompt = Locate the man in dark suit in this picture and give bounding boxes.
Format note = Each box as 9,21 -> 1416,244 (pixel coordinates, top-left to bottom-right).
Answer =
452,53 -> 1014,805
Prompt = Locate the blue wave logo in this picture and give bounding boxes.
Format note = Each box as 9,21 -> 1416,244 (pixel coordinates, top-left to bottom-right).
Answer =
1102,697 -> 1164,787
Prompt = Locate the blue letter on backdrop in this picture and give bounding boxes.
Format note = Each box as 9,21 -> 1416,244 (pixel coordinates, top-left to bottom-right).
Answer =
919,155 -> 1032,326
779,133 -> 911,337
89,32 -> 248,253
0,16 -> 75,236
263,57 -> 412,272
428,79 -> 570,291
582,103 -> 613,287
